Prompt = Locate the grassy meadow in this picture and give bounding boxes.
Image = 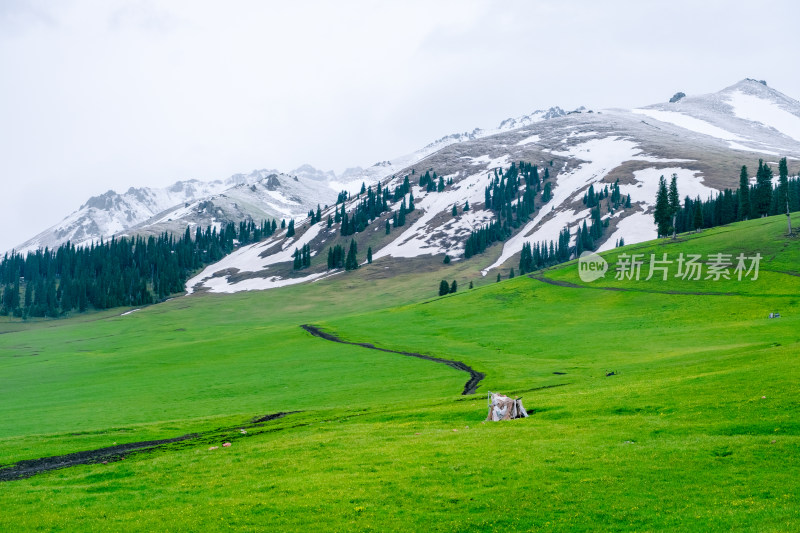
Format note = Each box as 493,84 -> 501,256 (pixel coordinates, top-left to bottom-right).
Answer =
1,214 -> 799,531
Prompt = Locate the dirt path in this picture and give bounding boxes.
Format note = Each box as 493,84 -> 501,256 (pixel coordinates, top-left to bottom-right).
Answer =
0,412 -> 298,482
301,324 -> 485,395
531,274 -> 736,296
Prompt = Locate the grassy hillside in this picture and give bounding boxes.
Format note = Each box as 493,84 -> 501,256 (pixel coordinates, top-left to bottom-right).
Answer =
1,215 -> 799,531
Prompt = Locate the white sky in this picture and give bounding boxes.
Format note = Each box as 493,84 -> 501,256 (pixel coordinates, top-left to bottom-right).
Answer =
1,0 -> 798,252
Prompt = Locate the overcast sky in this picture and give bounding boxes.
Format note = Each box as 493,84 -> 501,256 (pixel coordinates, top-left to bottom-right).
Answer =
1,0 -> 798,252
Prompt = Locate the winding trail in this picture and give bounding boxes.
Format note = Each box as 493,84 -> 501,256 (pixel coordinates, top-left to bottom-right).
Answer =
301,324 -> 485,395
0,412 -> 299,482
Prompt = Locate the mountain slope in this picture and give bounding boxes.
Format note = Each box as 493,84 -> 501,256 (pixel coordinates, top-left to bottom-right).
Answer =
187,79 -> 800,293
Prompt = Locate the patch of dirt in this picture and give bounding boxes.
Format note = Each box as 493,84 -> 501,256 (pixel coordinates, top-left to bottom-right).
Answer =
0,434 -> 198,482
251,411 -> 300,423
0,411 -> 300,483
301,324 -> 485,395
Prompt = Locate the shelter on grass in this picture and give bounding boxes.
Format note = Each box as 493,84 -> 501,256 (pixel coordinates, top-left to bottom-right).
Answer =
486,391 -> 528,421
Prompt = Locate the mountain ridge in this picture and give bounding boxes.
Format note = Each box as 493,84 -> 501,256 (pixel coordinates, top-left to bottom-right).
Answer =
12,80 -> 800,293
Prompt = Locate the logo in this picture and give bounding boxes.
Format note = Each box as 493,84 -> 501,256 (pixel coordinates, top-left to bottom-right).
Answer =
578,251 -> 608,282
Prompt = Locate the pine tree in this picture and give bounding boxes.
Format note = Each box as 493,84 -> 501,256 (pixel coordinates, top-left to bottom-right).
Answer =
385,219 -> 390,234
496,273 -> 501,282
738,165 -> 750,220
693,200 -> 703,231
509,268 -> 515,279
778,157 -> 792,234
469,281 -> 474,289
286,219 -> 295,237
755,160 -> 773,217
654,175 -> 671,237
668,174 -> 680,239
449,280 -> 457,293
439,280 -> 450,296
367,246 -> 373,264
542,182 -> 552,203
345,239 -> 359,270
443,254 -> 451,264
464,200 -> 470,212
451,204 -> 458,217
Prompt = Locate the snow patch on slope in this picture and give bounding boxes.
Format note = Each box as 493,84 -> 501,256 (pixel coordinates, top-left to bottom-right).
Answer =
621,167 -> 717,205
197,271 -> 328,294
374,171 -> 495,260
597,211 -> 657,252
185,221 -> 324,294
483,137 -> 695,273
516,134 -> 541,146
727,91 -> 800,144
633,108 -> 747,142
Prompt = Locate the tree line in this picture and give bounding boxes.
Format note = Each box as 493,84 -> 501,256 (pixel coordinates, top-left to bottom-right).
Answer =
0,219 -> 278,318
656,158 -> 797,236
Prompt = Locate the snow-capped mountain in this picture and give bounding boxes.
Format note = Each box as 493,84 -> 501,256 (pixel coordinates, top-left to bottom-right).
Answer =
328,106 -> 568,194
13,168 -> 337,255
12,105 -> 574,255
186,79 -> 800,294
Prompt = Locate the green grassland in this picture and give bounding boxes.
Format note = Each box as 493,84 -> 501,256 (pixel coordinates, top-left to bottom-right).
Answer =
1,215 -> 799,531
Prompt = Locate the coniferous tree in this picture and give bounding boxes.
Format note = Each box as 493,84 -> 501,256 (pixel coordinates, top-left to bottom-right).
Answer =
654,175 -> 671,237
464,200 -> 470,212
345,239 -> 359,270
385,219 -> 391,234
509,268 -> 515,279
542,182 -> 552,203
755,159 -> 774,217
778,157 -> 792,234
397,200 -> 406,227
439,280 -> 450,296
449,280 -> 457,293
693,201 -> 704,231
367,246 -> 373,264
738,165 -> 750,220
496,273 -> 501,282
469,281 -> 474,289
443,254 -> 451,264
668,174 -> 680,239
452,204 -> 458,217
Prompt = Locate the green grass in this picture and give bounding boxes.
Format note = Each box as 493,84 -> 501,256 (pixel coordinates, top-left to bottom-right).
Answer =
1,215 -> 799,531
